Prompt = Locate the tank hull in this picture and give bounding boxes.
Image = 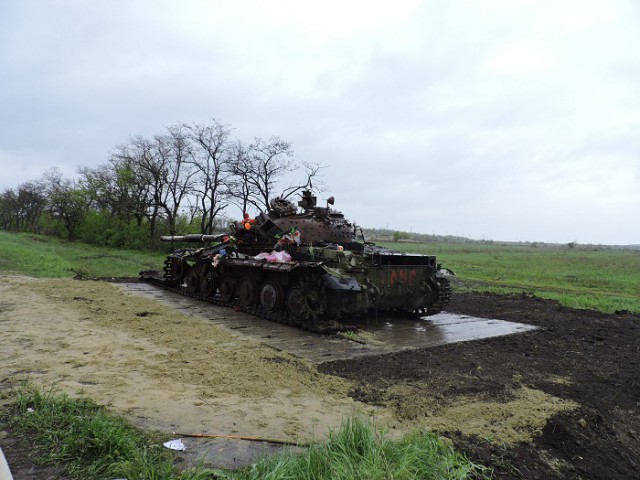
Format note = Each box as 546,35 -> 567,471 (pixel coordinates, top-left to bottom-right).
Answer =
142,190 -> 452,331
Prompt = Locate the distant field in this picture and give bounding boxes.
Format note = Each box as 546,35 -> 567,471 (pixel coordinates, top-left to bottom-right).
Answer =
0,231 -> 166,278
1,231 -> 638,314
382,241 -> 640,314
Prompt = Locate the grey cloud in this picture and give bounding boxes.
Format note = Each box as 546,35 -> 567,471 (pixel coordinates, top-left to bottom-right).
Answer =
0,1 -> 639,244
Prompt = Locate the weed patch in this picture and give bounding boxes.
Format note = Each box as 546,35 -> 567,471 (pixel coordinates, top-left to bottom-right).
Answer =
7,384 -> 216,479
230,416 -> 486,480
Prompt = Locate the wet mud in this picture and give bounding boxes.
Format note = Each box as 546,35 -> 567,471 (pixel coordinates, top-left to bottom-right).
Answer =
321,292 -> 640,479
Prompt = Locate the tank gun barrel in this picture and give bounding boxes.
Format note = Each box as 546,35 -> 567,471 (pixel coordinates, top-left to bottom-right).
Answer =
160,234 -> 223,243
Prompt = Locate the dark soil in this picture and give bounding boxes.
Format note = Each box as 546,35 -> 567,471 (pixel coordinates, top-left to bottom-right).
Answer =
320,292 -> 640,479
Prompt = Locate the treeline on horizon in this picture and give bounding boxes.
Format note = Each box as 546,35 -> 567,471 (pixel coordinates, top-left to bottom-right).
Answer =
0,119 -> 323,250
363,228 -> 639,250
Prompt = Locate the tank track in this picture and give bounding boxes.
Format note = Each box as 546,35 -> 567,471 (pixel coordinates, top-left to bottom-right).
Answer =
427,276 -> 452,315
142,267 -> 450,332
139,269 -> 348,333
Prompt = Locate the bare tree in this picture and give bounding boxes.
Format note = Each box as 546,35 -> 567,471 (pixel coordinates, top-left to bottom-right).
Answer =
185,120 -> 233,234
80,154 -> 153,229
152,125 -> 198,235
246,136 -> 294,211
228,137 -> 326,215
109,155 -> 153,227
0,181 -> 48,233
227,136 -> 295,213
0,118 -> 329,245
110,130 -> 195,237
107,136 -> 162,236
79,163 -> 115,212
227,139 -> 253,215
279,161 -> 326,200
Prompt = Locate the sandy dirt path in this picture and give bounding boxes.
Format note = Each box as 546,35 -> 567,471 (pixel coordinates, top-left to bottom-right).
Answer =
0,276 -> 382,450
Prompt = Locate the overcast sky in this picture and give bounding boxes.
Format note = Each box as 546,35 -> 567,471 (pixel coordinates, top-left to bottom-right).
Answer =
1,0 -> 639,245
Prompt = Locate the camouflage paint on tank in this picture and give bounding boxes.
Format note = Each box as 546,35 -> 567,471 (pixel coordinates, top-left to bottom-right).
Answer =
149,190 -> 452,330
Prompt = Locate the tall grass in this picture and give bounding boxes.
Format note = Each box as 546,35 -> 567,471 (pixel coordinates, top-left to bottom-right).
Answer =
231,416 -> 483,480
383,242 -> 640,314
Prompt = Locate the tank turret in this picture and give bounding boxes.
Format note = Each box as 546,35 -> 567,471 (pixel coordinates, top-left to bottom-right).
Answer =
263,190 -> 355,245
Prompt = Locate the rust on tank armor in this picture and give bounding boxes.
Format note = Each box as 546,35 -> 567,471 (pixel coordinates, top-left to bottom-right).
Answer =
141,190 -> 453,332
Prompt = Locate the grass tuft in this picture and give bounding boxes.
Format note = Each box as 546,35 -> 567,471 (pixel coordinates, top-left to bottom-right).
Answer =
10,384 -> 216,479
231,416 -> 485,480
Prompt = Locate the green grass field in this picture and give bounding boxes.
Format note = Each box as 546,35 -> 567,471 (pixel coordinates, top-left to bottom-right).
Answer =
1,231 -> 638,314
0,231 -> 167,278
382,241 -> 640,314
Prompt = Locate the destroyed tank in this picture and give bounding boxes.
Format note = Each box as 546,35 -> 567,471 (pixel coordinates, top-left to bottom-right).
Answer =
142,190 -> 452,331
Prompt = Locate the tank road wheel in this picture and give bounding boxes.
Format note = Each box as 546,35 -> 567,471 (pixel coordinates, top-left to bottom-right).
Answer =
169,257 -> 188,283
185,268 -> 201,294
237,276 -> 258,307
219,276 -> 236,303
260,282 -> 284,313
286,286 -> 325,322
199,268 -> 217,298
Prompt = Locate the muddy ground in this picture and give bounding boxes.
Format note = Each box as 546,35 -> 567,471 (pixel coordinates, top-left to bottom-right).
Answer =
321,292 -> 640,479
0,276 -> 639,479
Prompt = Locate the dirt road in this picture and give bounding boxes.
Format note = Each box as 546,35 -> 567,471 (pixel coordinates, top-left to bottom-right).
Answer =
1,276 -> 638,478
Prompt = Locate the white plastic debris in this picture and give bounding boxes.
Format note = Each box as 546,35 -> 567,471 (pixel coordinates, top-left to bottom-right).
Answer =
27,407 -> 34,413
163,438 -> 187,451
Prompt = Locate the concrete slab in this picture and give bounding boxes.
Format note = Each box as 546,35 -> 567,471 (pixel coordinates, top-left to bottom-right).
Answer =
120,283 -> 537,364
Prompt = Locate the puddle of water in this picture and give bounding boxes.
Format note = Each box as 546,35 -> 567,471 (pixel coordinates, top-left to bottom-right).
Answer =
120,283 -> 537,364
